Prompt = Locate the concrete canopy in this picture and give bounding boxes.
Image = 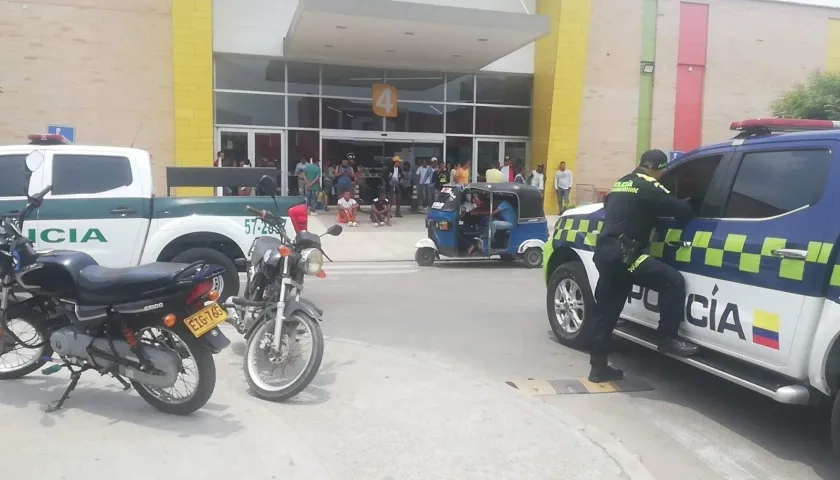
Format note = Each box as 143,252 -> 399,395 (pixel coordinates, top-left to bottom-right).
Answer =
283,0 -> 550,71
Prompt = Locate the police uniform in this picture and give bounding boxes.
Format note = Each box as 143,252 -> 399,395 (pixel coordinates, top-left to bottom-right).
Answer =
589,149 -> 698,383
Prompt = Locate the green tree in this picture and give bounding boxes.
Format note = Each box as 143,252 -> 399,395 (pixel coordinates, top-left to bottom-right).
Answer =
771,71 -> 840,120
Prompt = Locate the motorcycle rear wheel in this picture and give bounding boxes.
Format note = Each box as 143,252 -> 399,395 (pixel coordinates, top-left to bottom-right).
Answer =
131,321 -> 216,416
0,305 -> 52,380
244,312 -> 324,401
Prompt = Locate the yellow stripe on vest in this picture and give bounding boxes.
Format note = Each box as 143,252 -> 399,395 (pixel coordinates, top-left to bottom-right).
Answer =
628,254 -> 650,272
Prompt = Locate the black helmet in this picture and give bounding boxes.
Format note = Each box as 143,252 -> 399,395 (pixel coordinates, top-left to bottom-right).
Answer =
347,152 -> 356,160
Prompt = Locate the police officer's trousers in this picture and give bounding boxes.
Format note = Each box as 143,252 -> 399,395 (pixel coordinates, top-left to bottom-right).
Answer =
589,246 -> 686,360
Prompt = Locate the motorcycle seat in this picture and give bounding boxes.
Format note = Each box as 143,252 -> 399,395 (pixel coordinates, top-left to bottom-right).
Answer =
76,262 -> 197,305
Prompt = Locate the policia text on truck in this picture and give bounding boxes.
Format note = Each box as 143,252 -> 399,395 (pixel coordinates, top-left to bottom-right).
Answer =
542,117 -> 840,455
587,149 -> 698,383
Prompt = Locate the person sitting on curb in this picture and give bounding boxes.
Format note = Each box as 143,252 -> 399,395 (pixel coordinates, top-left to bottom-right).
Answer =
370,191 -> 392,227
337,191 -> 359,227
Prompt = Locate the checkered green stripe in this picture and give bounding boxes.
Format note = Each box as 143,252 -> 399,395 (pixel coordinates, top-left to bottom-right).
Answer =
552,218 -> 837,283
553,217 -> 603,248
651,228 -> 833,282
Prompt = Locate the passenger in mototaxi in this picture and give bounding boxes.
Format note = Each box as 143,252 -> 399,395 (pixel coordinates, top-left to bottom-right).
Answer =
464,192 -> 517,254
459,192 -> 484,255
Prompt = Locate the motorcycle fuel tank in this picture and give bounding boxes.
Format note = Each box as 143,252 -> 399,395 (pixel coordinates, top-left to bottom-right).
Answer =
16,250 -> 98,296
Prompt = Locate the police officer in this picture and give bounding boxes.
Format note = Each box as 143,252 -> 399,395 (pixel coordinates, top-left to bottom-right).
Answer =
588,149 -> 699,383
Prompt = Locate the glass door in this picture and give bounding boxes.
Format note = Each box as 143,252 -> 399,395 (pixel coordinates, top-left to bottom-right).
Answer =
215,128 -> 284,196
473,138 -> 530,182
475,140 -> 501,182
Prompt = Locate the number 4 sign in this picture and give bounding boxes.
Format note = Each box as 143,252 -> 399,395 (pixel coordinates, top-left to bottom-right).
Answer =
372,84 -> 398,118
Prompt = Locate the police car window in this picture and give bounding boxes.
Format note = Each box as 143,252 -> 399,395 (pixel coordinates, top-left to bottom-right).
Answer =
723,149 -> 831,219
52,154 -> 133,195
660,154 -> 722,214
0,154 -> 29,197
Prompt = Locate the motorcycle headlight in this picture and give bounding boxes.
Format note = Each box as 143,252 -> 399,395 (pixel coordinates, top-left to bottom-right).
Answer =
300,248 -> 324,275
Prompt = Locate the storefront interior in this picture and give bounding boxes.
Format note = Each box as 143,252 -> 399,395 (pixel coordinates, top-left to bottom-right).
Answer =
213,55 -> 533,198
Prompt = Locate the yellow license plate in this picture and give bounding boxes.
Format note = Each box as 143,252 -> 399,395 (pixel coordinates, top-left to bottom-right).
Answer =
184,303 -> 228,338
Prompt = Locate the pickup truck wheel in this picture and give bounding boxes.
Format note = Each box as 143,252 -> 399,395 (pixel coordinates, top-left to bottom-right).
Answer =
546,261 -> 595,350
172,248 -> 239,301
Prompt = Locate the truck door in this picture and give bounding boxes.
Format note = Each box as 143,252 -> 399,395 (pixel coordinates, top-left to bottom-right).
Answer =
0,149 -> 46,239
652,140 -> 836,368
622,147 -> 736,331
37,149 -> 150,268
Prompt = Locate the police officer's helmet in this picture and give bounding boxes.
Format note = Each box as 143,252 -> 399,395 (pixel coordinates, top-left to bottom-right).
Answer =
347,152 -> 356,160
639,149 -> 668,170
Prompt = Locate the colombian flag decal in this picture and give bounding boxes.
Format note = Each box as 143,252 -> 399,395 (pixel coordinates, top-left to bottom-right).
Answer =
752,310 -> 780,350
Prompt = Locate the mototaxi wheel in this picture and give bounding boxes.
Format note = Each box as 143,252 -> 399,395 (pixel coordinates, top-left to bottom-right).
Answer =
415,247 -> 437,267
523,247 -> 543,268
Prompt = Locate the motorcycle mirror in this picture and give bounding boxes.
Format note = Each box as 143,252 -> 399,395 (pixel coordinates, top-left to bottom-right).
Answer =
25,150 -> 45,172
258,175 -> 277,199
325,224 -> 343,237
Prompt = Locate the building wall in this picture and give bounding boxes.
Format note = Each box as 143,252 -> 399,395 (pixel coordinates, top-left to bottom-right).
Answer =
0,0 -> 174,195
575,0 -> 642,200
212,0 -> 537,74
572,0 -> 838,194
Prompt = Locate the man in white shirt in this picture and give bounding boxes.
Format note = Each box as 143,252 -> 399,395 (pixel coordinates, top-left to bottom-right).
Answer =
421,158 -> 437,209
337,191 -> 359,227
530,164 -> 545,196
499,156 -> 514,182
415,160 -> 429,210
554,161 -> 573,212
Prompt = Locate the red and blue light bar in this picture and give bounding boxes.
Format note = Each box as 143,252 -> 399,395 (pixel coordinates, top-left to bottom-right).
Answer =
730,118 -> 840,132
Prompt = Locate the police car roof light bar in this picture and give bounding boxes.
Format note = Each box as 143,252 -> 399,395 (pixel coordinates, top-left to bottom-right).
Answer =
730,118 -> 840,132
27,133 -> 70,146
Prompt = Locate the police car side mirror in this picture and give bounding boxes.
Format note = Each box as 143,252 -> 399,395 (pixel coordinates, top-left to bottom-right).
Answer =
25,150 -> 45,173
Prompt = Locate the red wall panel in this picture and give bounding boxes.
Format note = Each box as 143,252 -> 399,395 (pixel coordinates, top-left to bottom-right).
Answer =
673,65 -> 705,151
677,3 -> 709,65
673,2 -> 709,152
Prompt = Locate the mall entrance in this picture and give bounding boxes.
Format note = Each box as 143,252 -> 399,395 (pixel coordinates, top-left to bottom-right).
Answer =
321,130 -> 443,204
474,138 -> 529,182
215,128 -> 284,195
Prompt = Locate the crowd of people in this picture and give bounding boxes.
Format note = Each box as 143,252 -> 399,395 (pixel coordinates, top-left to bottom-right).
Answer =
213,149 -> 577,224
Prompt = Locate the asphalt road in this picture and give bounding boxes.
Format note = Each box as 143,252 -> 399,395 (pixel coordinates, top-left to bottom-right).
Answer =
0,260 -> 836,479
306,260 -> 838,480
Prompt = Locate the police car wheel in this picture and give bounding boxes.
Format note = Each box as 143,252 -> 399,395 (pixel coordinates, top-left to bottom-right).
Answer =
171,247 -> 239,302
546,261 -> 595,349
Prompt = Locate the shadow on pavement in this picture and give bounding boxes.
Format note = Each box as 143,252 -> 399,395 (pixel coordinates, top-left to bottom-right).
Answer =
0,375 -> 244,437
431,259 -> 536,270
611,340 -> 838,479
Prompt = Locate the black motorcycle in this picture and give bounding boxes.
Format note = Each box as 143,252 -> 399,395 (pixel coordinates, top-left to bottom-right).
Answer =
0,151 -> 231,415
224,175 -> 340,401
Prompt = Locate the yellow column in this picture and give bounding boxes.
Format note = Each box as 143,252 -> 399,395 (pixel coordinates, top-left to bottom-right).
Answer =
827,19 -> 840,72
172,0 -> 214,196
531,0 -> 592,214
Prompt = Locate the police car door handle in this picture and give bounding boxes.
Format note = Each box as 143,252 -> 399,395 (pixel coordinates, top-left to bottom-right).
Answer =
667,241 -> 691,248
110,207 -> 136,216
771,248 -> 808,260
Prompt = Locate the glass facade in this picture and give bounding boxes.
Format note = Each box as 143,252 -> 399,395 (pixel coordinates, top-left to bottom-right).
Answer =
213,54 -> 533,194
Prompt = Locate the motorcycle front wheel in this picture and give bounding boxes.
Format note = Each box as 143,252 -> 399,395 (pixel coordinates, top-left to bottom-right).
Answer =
243,312 -> 324,401
0,304 -> 52,380
131,321 -> 217,416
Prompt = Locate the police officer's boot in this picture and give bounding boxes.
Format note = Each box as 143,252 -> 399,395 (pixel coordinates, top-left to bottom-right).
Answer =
0,328 -> 14,357
588,355 -> 624,383
657,337 -> 699,357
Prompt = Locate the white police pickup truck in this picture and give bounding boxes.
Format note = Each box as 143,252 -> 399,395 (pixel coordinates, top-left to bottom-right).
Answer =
543,118 -> 840,453
0,134 -> 304,300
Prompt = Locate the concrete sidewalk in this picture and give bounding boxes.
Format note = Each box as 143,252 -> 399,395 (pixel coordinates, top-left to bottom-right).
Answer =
308,211 -> 561,262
